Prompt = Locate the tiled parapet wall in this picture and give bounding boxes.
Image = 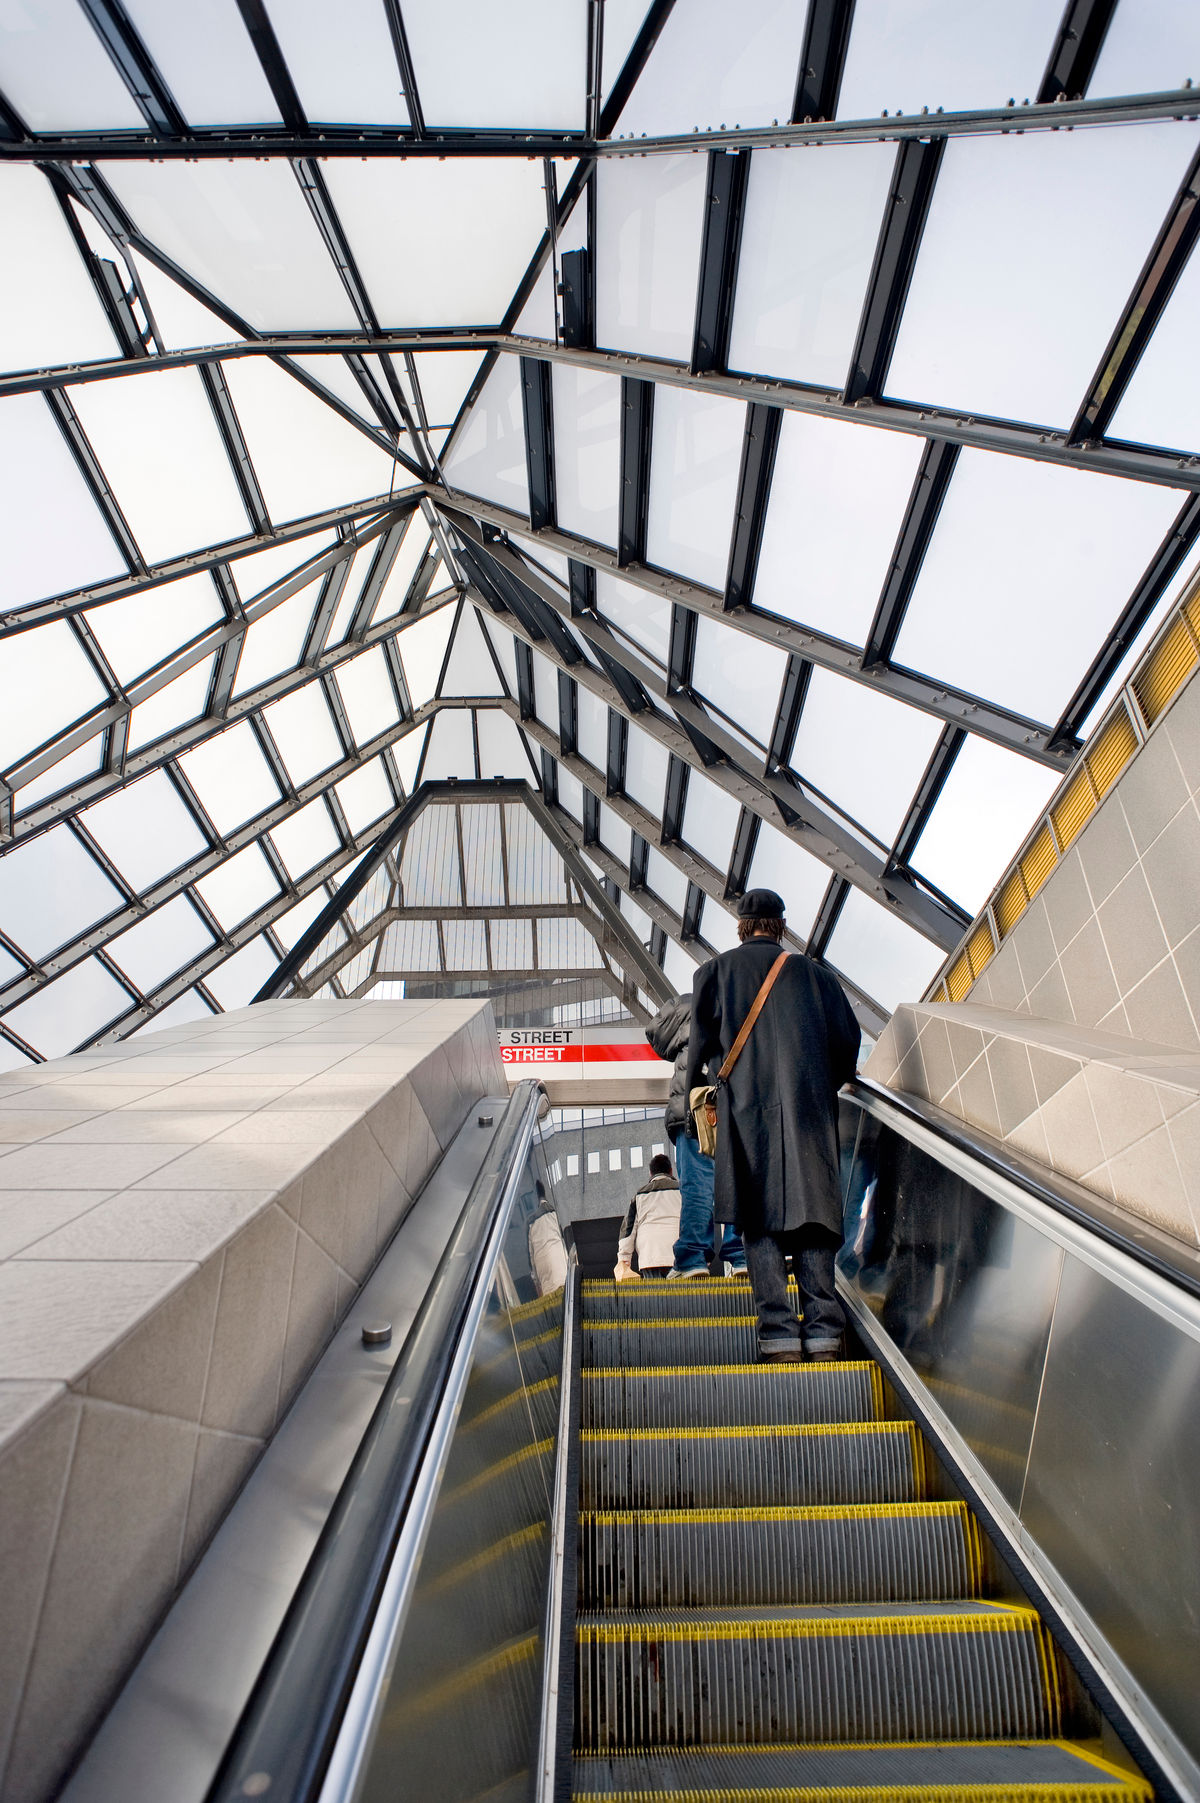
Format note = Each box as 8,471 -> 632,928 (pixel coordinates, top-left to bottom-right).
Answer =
0,997 -> 505,1803
866,1001 -> 1200,1249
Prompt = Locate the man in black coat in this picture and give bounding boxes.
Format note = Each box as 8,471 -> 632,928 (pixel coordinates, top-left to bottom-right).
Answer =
685,887 -> 861,1360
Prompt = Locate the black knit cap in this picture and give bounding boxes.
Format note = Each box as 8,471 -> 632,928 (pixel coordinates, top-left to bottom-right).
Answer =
736,887 -> 786,920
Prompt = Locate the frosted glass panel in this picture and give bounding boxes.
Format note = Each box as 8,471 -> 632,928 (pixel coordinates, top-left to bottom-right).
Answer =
894,449 -> 1181,724
336,759 -> 395,835
179,721 -> 281,833
261,686 -> 344,784
596,156 -> 707,364
826,888 -> 943,1013
264,0 -> 408,123
681,770 -> 741,869
270,797 -> 341,880
334,647 -> 401,746
232,586 -> 318,697
624,725 -> 670,815
100,160 -> 357,332
746,824 -> 830,943
575,687 -> 609,772
441,607 -> 505,697
399,605 -> 456,707
532,650 -> 559,727
421,709 -> 475,780
1090,0 -> 1200,96
615,0 -> 808,137
646,386 -> 745,590
888,122 -> 1200,427
728,144 -> 894,388
403,0 -> 585,128
444,356 -> 529,516
1110,243 -> 1200,455
912,735 -> 1061,917
691,618 -> 786,749
1,395 -> 125,608
81,772 -> 208,890
0,828 -> 122,961
221,359 -> 397,520
838,0 -> 1057,120
552,365 -> 621,549
121,0 -> 281,125
128,657 -> 213,752
0,167 -> 116,375
108,896 -> 214,992
476,709 -> 532,779
88,574 -> 223,685
15,739 -> 105,812
596,573 -> 671,669
409,351 -> 486,431
323,161 -> 547,326
791,667 -> 942,846
701,897 -> 740,953
195,842 -> 280,931
753,413 -> 924,646
206,936 -> 279,1010
0,623 -> 107,777
70,369 -> 250,566
0,0 -> 143,129
3,959 -> 131,1059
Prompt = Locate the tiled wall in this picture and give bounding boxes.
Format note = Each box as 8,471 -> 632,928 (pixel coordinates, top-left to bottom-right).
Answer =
968,668 -> 1200,1048
0,998 -> 505,1803
867,1001 -> 1200,1249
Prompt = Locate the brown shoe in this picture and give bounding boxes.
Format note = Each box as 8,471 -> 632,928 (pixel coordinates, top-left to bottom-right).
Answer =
805,1343 -> 846,1363
758,1338 -> 805,1363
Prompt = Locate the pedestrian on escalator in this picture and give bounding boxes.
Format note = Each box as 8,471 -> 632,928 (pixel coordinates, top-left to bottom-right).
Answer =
614,1152 -> 683,1280
685,888 -> 861,1361
645,994 -> 746,1279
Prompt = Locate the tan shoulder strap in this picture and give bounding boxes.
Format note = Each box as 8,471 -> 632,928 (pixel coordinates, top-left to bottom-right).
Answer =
718,951 -> 789,1084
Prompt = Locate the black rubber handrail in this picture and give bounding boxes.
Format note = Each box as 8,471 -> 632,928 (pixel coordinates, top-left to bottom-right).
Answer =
205,1079 -> 543,1803
846,1075 -> 1200,1305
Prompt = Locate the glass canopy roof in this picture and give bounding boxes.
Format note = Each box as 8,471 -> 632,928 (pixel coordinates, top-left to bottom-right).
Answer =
1,0 -> 1199,1067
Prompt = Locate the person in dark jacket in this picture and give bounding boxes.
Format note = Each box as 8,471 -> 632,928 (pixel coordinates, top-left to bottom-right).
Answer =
685,887 -> 861,1360
645,995 -> 745,1277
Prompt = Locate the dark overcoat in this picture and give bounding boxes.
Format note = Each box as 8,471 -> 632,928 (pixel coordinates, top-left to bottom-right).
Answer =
685,938 -> 861,1237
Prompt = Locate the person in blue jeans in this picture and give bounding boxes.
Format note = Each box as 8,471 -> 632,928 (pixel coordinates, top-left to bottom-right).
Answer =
645,995 -> 745,1277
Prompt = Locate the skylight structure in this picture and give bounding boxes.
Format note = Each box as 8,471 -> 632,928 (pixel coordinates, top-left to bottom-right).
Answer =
2,0 -> 1199,1066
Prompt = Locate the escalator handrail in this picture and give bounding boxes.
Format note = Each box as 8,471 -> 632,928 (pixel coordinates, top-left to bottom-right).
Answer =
846,1075 -> 1200,1307
206,1079 -> 545,1803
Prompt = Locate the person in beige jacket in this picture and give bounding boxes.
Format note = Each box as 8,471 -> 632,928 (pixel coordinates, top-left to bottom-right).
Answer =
614,1154 -> 683,1280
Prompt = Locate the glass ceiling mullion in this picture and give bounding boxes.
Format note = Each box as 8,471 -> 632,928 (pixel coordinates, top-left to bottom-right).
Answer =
198,362 -> 272,535
884,724 -> 966,874
449,495 -> 1078,764
44,388 -> 142,573
9,493 -> 419,630
75,0 -> 186,136
791,0 -> 856,124
237,0 -> 307,129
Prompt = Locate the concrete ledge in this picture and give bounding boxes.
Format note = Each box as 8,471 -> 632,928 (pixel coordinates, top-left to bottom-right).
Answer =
866,1001 -> 1200,1250
0,998 -> 504,1803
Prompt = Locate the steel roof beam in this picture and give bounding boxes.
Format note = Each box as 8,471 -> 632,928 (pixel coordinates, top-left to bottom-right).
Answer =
440,493 -> 1075,765
807,874 -> 850,959
8,89 -> 1200,160
235,0 -> 307,130
619,377 -> 654,566
11,330 -> 1200,494
1037,0 -> 1119,103
450,515 -> 971,947
725,805 -> 761,900
886,725 -> 965,873
45,389 -> 142,574
607,708 -> 629,798
861,437 -> 958,669
724,403 -> 781,612
692,150 -> 749,374
1071,140 -> 1200,445
845,137 -> 944,406
792,0 -> 856,122
558,670 -> 578,758
77,0 -> 186,135
521,356 -> 557,531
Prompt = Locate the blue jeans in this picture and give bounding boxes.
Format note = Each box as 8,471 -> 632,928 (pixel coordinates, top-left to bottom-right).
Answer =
673,1133 -> 744,1271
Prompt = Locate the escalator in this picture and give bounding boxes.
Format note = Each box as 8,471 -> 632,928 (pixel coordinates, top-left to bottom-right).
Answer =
178,1076 -> 1200,1803
571,1276 -> 1144,1801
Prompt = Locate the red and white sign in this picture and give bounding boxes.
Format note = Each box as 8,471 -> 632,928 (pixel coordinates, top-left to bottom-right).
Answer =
498,1027 -> 668,1082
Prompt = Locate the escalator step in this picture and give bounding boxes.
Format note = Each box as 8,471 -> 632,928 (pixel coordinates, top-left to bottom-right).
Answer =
583,1317 -> 762,1365
575,1602 -> 1060,1748
581,1421 -> 924,1509
578,1502 -> 980,1609
583,1364 -> 882,1431
583,1279 -> 789,1320
572,1739 -> 1151,1800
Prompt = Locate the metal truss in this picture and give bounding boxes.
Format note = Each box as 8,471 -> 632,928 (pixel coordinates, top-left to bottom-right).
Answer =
4,87 -> 1197,162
